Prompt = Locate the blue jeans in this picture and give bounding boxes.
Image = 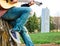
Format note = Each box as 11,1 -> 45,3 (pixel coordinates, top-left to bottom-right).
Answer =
2,7 -> 34,46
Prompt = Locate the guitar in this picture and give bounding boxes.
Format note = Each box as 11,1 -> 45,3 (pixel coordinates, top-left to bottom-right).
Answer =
0,0 -> 42,9
0,0 -> 20,9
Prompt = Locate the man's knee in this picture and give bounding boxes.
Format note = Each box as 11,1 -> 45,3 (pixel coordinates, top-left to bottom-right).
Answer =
25,7 -> 32,13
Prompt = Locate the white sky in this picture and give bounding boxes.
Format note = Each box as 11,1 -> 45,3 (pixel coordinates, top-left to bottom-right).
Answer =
30,0 -> 60,17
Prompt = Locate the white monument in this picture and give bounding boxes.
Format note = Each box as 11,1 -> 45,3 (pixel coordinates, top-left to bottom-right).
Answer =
41,7 -> 50,33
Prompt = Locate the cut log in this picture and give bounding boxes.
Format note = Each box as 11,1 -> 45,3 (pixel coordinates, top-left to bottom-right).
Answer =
0,18 -> 17,46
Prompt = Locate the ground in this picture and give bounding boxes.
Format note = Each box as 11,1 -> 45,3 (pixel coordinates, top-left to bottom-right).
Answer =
20,44 -> 60,46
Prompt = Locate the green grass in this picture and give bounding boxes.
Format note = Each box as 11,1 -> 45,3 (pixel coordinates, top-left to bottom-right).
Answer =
20,32 -> 60,44
29,32 -> 60,44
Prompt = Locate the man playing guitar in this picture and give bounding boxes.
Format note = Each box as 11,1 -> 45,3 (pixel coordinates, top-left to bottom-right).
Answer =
0,0 -> 34,46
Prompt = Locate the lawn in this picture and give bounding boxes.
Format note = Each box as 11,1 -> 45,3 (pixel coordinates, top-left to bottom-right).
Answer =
21,32 -> 60,44
30,32 -> 60,44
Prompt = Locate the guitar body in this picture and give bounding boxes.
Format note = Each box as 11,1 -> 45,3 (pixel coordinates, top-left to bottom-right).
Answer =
0,0 -> 20,9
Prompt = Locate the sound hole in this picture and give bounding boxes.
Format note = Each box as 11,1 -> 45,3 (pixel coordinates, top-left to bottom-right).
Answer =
6,0 -> 13,3
6,0 -> 8,2
10,0 -> 13,1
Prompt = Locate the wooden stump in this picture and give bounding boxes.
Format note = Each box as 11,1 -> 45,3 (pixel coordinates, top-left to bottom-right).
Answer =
0,18 -> 17,46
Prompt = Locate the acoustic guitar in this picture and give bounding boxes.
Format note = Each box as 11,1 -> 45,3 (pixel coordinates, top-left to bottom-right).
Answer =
0,0 -> 20,9
0,0 -> 42,9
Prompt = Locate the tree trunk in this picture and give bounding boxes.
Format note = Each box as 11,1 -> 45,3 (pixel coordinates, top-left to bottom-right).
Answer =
0,18 -> 17,46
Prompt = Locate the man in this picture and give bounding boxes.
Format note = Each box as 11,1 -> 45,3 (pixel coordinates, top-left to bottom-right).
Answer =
0,0 -> 34,46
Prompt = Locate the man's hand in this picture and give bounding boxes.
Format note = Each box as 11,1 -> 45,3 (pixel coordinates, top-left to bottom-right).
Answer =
29,0 -> 35,6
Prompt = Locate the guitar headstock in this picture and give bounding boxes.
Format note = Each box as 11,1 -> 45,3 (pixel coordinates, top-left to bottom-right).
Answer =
34,1 -> 42,6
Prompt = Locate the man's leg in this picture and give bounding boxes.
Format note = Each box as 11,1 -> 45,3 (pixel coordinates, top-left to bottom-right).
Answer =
11,7 -> 34,46
2,7 -> 31,21
2,7 -> 31,32
10,7 -> 34,46
2,7 -> 32,32
12,10 -> 31,32
20,26 -> 34,46
1,7 -> 34,46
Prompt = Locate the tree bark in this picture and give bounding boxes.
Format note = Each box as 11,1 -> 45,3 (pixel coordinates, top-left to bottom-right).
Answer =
0,18 -> 17,46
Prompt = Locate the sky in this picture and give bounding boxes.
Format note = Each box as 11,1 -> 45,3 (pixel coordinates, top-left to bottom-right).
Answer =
30,0 -> 60,17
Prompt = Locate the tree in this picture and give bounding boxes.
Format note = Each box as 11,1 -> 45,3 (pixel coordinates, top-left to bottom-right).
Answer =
26,12 -> 39,32
50,17 -> 55,30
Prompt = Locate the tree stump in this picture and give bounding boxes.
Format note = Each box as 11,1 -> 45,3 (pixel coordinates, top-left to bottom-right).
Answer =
0,18 -> 17,46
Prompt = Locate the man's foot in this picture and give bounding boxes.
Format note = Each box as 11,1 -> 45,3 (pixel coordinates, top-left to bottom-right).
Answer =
9,30 -> 21,43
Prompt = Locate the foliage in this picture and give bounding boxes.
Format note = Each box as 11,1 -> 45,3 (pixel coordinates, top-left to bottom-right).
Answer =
26,15 -> 57,32
38,17 -> 41,31
26,12 -> 39,32
50,17 -> 55,30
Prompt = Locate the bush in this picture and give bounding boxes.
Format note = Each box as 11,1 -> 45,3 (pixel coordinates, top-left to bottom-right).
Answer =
26,12 -> 39,32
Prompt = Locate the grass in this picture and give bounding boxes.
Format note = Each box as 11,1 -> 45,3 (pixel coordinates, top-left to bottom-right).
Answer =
20,32 -> 60,44
30,32 -> 60,44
